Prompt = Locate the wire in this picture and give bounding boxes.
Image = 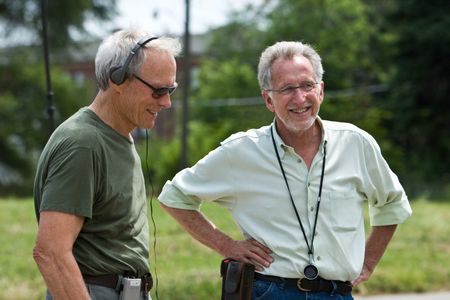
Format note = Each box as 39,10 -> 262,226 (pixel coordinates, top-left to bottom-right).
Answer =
145,129 -> 159,300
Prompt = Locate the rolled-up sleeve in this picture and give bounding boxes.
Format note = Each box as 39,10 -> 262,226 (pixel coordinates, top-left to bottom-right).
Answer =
363,134 -> 412,226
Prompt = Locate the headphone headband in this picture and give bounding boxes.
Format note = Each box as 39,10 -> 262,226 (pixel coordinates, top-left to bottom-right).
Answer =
110,36 -> 159,85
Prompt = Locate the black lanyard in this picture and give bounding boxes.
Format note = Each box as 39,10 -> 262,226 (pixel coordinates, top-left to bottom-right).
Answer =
270,125 -> 326,278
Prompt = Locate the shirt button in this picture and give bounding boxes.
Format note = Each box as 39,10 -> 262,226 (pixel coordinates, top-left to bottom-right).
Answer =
317,256 -> 321,261
307,182 -> 311,187
297,159 -> 302,163
310,206 -> 314,212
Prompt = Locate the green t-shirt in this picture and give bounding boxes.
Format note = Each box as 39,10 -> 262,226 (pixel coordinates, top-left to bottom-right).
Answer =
34,107 -> 149,276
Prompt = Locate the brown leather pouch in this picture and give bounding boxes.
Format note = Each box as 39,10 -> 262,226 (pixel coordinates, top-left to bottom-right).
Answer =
220,258 -> 255,300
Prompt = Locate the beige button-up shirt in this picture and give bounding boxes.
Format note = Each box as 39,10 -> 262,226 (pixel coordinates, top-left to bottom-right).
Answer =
158,118 -> 412,281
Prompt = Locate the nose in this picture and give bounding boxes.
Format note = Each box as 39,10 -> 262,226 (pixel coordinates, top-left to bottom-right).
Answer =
291,87 -> 307,101
158,94 -> 172,109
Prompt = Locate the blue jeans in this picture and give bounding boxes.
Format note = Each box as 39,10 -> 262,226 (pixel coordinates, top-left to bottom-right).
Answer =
252,279 -> 354,300
45,284 -> 150,300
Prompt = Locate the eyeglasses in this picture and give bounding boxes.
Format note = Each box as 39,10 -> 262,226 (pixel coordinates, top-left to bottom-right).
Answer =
133,75 -> 178,98
266,81 -> 319,95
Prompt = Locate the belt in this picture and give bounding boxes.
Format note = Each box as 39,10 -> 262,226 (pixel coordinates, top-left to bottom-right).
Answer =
83,273 -> 153,293
254,273 -> 352,295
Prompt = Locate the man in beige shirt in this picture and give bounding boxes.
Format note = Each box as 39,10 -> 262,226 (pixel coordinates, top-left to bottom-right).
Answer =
158,41 -> 412,299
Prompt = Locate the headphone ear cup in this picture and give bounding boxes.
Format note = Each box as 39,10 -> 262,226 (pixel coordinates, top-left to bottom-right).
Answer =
110,66 -> 127,85
109,36 -> 158,86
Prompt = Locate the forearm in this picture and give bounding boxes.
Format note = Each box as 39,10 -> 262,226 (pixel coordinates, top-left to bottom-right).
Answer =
33,211 -> 89,299
33,247 -> 90,299
364,224 -> 397,272
160,203 -> 273,270
160,203 -> 233,256
352,224 -> 397,286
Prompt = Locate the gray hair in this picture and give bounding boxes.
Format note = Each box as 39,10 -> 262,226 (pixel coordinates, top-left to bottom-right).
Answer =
257,41 -> 324,90
95,28 -> 182,90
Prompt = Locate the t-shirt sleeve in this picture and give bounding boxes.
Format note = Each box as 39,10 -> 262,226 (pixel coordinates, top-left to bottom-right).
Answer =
40,147 -> 96,218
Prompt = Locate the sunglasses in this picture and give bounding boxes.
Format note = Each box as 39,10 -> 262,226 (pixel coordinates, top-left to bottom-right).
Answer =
133,75 -> 177,98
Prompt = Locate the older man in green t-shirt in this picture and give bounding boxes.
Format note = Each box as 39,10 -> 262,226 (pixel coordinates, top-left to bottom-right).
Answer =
33,28 -> 181,300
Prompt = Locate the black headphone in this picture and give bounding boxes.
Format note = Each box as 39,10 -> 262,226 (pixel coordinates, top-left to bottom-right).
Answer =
109,36 -> 159,85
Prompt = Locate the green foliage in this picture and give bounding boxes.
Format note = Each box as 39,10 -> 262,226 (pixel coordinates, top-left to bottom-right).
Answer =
178,58 -> 273,177
205,20 -> 265,65
0,0 -> 117,194
320,92 -> 404,174
194,59 -> 259,100
192,58 -> 271,132
0,51 -> 92,193
263,0 -> 374,89
196,0 -> 389,129
381,0 -> 450,195
0,0 -> 117,48
138,121 -> 234,193
1,198 -> 449,299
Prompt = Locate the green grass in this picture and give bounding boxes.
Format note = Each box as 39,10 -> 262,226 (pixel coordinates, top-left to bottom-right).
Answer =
355,199 -> 450,295
0,198 -> 43,300
0,198 -> 449,299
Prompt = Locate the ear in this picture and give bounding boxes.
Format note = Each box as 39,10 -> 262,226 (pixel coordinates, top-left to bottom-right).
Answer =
318,81 -> 324,104
262,90 -> 275,113
108,78 -> 125,94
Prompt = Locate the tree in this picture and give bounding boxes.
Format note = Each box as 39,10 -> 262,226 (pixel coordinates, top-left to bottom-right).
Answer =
0,51 -> 92,189
383,0 -> 450,195
192,58 -> 271,133
192,0 -> 393,148
0,0 -> 117,48
204,19 -> 266,66
261,0 -> 377,90
198,0 -> 387,114
0,1 -> 117,194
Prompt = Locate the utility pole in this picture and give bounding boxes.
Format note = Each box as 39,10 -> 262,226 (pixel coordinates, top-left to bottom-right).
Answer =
40,0 -> 55,136
181,0 -> 191,169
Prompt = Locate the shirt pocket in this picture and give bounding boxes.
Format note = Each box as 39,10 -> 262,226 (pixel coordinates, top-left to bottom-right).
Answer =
324,189 -> 365,232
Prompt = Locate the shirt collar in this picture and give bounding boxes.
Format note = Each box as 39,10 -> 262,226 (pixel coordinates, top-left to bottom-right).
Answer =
270,117 -> 328,158
270,119 -> 287,157
317,117 -> 328,155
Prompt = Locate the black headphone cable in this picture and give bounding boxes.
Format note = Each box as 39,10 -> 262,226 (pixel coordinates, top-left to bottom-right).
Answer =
145,129 -> 160,300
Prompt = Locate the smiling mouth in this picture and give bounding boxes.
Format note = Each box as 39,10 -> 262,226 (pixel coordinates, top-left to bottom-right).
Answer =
289,107 -> 309,113
147,109 -> 158,117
